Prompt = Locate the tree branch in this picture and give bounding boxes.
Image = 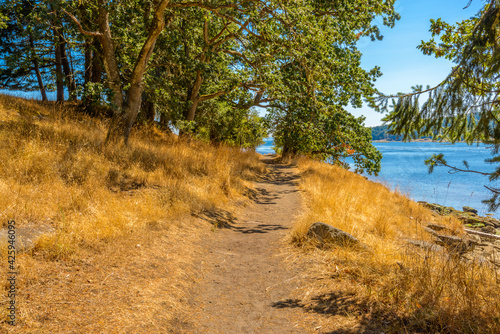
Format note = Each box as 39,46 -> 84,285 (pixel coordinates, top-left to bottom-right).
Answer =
63,9 -> 102,37
199,89 -> 231,101
435,160 -> 491,176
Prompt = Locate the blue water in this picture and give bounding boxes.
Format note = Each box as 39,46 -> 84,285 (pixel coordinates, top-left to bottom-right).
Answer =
256,140 -> 499,217
256,138 -> 276,154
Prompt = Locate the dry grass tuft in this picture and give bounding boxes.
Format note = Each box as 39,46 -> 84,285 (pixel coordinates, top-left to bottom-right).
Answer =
0,94 -> 266,331
290,158 -> 500,333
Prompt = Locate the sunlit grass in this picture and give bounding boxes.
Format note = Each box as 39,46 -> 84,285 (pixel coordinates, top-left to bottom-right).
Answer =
291,158 -> 500,333
0,94 -> 267,330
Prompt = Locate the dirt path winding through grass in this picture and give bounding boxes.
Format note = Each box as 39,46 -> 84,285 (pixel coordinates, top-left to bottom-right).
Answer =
187,156 -> 307,333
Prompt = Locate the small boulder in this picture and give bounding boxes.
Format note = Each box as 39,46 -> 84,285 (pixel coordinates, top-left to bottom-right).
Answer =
424,203 -> 456,215
307,222 -> 359,247
463,206 -> 478,215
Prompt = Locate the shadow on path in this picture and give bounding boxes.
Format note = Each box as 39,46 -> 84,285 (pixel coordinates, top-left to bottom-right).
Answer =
195,157 -> 299,234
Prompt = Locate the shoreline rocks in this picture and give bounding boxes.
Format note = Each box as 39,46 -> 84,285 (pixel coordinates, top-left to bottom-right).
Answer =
417,202 -> 500,268
418,201 -> 500,234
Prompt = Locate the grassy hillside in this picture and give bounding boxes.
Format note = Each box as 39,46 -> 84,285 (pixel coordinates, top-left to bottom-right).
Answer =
0,95 -> 265,331
291,158 -> 500,333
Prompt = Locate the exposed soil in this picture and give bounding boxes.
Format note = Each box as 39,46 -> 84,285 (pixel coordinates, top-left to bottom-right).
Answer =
184,156 -> 311,333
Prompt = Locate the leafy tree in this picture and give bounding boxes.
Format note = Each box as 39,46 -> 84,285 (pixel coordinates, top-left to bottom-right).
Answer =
263,0 -> 400,175
376,0 -> 500,209
0,0 -> 399,158
65,0 -> 173,143
194,101 -> 266,148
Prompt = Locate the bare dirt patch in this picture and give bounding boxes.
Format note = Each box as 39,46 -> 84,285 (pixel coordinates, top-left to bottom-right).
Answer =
185,156 -> 317,333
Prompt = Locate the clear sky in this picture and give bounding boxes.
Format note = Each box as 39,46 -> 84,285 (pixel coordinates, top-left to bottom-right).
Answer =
348,0 -> 485,126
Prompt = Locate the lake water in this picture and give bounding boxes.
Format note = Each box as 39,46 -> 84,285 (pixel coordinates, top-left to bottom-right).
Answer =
256,139 -> 499,217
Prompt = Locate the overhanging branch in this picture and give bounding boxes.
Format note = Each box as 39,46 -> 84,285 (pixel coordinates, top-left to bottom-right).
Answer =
63,9 -> 102,37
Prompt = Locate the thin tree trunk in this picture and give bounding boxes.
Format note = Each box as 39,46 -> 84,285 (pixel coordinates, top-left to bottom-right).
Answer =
183,70 -> 204,121
28,33 -> 47,102
54,42 -> 64,102
59,36 -> 76,101
84,41 -> 92,86
51,8 -> 64,103
140,94 -> 156,123
96,0 -> 123,111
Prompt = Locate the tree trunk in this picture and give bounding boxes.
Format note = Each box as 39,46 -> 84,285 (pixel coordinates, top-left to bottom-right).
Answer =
59,34 -> 77,100
282,142 -> 295,157
91,40 -> 103,83
84,41 -> 92,86
140,94 -> 156,123
183,70 -> 204,121
97,0 -> 123,111
28,33 -> 47,102
54,42 -> 64,102
102,0 -> 171,145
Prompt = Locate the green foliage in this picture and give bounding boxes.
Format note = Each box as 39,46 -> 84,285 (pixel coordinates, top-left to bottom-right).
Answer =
424,153 -> 446,174
195,104 -> 266,148
269,105 -> 382,175
376,0 -> 500,210
0,12 -> 7,29
80,82 -> 108,107
259,0 -> 400,175
1,0 -> 398,159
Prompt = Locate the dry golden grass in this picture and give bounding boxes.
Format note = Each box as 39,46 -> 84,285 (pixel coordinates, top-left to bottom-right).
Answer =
0,94 -> 266,332
290,158 -> 500,333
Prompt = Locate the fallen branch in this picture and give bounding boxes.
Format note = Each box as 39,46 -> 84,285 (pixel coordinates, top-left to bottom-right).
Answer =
464,228 -> 500,240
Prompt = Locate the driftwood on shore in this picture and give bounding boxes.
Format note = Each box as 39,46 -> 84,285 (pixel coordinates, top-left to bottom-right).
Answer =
464,228 -> 500,240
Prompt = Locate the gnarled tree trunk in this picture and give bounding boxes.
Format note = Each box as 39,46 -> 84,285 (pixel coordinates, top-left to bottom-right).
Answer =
67,0 -> 171,144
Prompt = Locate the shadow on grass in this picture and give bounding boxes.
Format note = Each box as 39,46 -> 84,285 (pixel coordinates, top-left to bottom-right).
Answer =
271,291 -> 442,334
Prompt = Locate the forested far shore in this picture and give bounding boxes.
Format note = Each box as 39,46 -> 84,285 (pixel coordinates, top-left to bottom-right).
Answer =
370,124 -> 433,141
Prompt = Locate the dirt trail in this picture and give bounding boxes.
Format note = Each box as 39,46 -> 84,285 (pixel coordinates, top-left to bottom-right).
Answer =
187,156 -> 308,333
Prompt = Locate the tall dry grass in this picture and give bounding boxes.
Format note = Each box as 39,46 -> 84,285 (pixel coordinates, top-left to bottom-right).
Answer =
0,94 -> 265,330
291,158 -> 500,333
0,94 -> 264,257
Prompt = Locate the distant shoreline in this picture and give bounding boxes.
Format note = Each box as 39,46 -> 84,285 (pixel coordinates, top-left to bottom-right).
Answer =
372,138 -> 476,143
372,138 -> 436,143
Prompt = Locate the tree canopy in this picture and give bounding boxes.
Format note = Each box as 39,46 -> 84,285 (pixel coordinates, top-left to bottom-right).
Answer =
0,0 -> 399,173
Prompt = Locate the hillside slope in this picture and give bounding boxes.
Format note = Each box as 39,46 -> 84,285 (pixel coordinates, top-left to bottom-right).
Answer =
0,95 -> 265,331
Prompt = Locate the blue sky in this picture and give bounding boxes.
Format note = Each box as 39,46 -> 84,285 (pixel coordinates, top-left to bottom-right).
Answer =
348,0 -> 485,126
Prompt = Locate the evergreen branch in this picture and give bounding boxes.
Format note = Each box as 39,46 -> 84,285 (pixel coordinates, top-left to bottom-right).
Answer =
433,159 -> 491,176
379,1 -> 496,101
485,185 -> 500,194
